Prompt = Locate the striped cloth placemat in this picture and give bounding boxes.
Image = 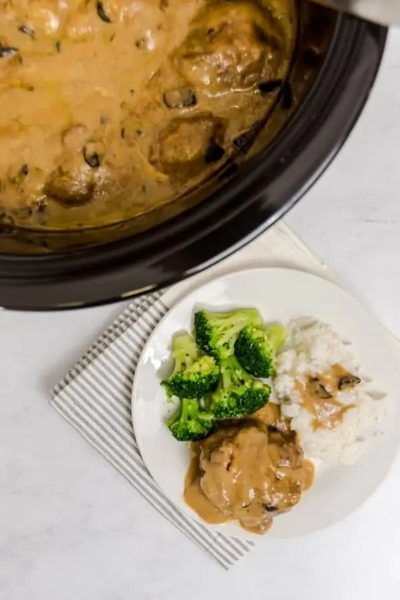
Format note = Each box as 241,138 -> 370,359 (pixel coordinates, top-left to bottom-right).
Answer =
51,290 -> 254,569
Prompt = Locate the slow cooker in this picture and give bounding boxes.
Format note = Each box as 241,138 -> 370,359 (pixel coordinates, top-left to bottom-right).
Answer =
0,5 -> 387,309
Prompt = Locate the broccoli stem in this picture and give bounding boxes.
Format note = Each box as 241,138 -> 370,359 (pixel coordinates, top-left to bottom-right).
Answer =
221,365 -> 232,389
170,333 -> 199,375
266,323 -> 287,353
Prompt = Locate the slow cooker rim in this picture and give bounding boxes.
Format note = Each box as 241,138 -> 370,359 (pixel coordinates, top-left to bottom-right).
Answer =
0,14 -> 388,309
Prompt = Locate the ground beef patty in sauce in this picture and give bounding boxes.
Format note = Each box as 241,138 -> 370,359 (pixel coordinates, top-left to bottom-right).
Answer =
184,403 -> 314,534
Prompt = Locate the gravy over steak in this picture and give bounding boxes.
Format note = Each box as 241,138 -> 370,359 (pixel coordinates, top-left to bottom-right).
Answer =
184,402 -> 314,534
0,0 -> 296,230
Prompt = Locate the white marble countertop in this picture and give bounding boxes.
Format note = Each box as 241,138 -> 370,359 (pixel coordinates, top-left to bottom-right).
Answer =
2,29 -> 400,600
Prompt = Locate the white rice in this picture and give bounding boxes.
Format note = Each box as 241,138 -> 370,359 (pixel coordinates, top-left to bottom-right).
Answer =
274,318 -> 389,466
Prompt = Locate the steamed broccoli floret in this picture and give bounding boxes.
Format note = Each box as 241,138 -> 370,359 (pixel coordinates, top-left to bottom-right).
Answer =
162,333 -> 219,398
194,308 -> 263,362
235,323 -> 287,378
210,356 -> 270,419
166,398 -> 214,441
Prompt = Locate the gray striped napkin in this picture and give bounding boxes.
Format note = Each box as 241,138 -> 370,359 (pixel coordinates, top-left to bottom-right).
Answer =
51,290 -> 254,569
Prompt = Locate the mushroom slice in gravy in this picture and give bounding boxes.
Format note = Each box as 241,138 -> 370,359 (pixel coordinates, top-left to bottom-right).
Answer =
295,364 -> 361,431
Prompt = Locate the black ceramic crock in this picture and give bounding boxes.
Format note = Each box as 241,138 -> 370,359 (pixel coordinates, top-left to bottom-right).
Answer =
0,7 -> 387,310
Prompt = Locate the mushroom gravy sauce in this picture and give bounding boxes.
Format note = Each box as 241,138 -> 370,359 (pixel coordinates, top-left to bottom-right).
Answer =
184,402 -> 314,535
0,0 -> 296,230
294,364 -> 361,430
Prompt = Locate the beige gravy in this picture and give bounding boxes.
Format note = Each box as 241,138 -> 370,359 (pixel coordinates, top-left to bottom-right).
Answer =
0,0 -> 296,230
184,405 -> 314,535
295,364 -> 360,430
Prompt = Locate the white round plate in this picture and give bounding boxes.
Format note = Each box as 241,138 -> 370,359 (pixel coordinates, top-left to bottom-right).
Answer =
132,268 -> 400,540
